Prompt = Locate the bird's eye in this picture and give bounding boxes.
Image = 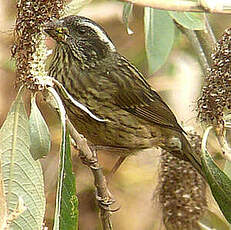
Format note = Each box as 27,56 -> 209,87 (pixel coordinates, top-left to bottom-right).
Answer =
78,26 -> 87,35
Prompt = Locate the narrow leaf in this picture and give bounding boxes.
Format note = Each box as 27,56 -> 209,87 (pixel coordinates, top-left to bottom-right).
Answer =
199,209 -> 230,230
122,2 -> 134,35
144,8 -> 175,74
169,11 -> 205,30
49,88 -> 78,230
0,88 -> 45,229
64,0 -> 93,16
29,94 -> 51,160
202,146 -> 231,223
224,159 -> 231,178
60,132 -> 78,230
0,164 -> 7,229
50,87 -> 67,230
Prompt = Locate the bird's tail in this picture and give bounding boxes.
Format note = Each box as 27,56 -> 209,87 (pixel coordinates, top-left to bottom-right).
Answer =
180,133 -> 205,178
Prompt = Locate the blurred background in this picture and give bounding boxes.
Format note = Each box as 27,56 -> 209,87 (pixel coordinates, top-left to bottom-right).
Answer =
1,1 -> 231,229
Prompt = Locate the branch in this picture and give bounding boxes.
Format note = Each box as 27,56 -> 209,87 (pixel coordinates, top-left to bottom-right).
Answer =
120,0 -> 231,14
194,15 -> 216,67
66,119 -> 114,230
176,16 -> 216,76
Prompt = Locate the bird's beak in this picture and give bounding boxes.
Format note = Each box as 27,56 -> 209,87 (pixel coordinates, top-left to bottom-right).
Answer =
44,18 -> 61,35
43,18 -> 69,43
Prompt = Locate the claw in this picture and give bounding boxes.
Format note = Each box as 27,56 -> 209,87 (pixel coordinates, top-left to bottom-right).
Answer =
95,193 -> 120,212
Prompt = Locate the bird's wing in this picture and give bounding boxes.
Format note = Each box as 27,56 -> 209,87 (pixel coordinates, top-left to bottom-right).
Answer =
112,56 -> 184,133
115,88 -> 183,132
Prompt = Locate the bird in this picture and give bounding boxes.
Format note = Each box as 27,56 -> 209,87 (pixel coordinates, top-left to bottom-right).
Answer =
44,15 -> 203,176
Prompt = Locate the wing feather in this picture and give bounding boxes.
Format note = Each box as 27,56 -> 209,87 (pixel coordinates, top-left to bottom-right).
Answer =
113,56 -> 185,133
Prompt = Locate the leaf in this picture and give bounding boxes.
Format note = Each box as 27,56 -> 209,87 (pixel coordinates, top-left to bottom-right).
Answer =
49,88 -> 78,230
0,163 -> 7,229
169,11 -> 205,30
199,209 -> 230,230
64,0 -> 92,16
29,94 -> 51,160
0,87 -> 45,229
144,8 -> 175,74
60,132 -> 78,230
201,147 -> 231,223
122,2 -> 134,35
224,159 -> 231,178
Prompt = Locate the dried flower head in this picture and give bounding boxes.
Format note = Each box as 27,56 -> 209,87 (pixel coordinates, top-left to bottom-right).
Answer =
13,0 -> 66,89
159,132 -> 206,230
197,28 -> 231,127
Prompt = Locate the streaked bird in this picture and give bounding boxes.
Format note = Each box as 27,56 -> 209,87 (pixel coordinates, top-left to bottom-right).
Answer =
45,15 -> 203,176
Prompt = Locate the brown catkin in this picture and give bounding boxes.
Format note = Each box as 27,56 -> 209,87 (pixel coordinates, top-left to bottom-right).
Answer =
13,0 -> 66,89
197,28 -> 231,127
159,132 -> 206,230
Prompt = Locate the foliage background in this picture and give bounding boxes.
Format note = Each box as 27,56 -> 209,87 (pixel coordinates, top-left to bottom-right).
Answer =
1,0 -> 231,229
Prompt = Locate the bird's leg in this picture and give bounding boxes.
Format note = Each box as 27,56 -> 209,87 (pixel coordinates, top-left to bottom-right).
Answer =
107,155 -> 127,181
70,137 -> 117,211
94,146 -> 128,181
79,145 -> 118,211
90,148 -> 119,211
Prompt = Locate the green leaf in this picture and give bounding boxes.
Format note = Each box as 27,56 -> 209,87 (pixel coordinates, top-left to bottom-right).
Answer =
0,87 -> 45,229
199,209 -> 230,230
29,94 -> 51,160
49,87 -> 78,230
60,132 -> 78,230
0,161 -> 7,228
144,8 -> 175,74
201,148 -> 231,223
122,2 -> 134,35
169,11 -> 205,30
224,159 -> 231,178
64,0 -> 93,16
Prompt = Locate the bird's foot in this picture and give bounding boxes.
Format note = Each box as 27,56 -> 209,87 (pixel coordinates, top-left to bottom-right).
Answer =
95,192 -> 119,212
79,152 -> 99,169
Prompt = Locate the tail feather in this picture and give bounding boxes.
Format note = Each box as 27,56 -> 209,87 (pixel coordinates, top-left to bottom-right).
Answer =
180,133 -> 205,178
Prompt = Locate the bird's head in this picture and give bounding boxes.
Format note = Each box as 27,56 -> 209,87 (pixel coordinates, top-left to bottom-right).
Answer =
44,15 -> 116,62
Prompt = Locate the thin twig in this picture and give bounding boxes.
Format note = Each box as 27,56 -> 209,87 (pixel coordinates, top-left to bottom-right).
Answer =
204,15 -> 216,44
120,0 -> 231,14
178,25 -> 210,76
176,17 -> 216,76
66,119 -> 114,230
194,15 -> 216,66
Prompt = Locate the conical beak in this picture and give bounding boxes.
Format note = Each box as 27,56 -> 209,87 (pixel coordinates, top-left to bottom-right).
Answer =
43,18 -> 68,43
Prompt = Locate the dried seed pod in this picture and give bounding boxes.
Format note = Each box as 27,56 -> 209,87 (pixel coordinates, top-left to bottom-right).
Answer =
159,132 -> 206,230
197,28 -> 231,128
13,0 -> 66,89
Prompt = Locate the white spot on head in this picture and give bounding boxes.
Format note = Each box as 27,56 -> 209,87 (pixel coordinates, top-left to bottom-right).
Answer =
81,21 -> 116,52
